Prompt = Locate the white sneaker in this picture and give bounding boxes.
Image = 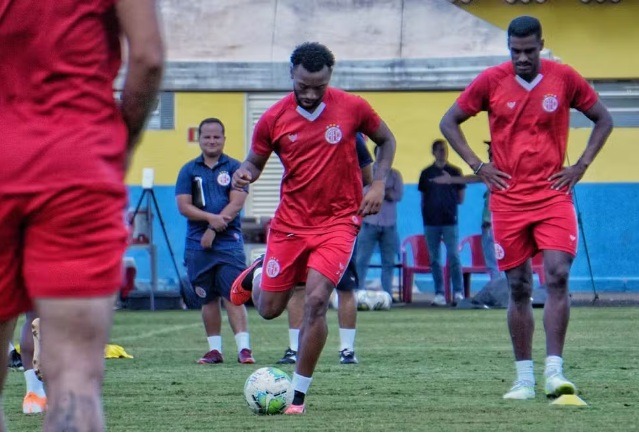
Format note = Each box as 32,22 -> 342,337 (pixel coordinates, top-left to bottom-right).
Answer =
431,294 -> 446,306
544,373 -> 577,397
453,292 -> 464,303
503,381 -> 535,400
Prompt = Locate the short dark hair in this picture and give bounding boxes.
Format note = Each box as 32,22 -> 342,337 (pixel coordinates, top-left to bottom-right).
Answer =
198,117 -> 225,136
432,139 -> 446,152
290,42 -> 335,73
507,16 -> 542,40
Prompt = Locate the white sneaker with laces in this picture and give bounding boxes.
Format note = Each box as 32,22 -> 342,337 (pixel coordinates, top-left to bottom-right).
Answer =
431,294 -> 447,306
453,292 -> 464,303
503,381 -> 535,400
544,373 -> 577,397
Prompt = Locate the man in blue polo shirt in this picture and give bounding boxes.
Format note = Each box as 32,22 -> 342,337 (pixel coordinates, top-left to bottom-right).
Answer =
175,117 -> 255,364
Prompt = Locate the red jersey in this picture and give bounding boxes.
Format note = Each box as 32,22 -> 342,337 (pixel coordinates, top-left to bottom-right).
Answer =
252,87 -> 382,233
0,0 -> 127,193
457,59 -> 598,211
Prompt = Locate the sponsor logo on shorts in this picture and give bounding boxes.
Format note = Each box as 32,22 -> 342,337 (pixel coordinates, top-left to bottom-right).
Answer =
265,258 -> 280,278
324,124 -> 342,144
542,94 -> 559,112
217,171 -> 231,186
494,243 -> 505,260
569,234 -> 576,242
194,286 -> 207,298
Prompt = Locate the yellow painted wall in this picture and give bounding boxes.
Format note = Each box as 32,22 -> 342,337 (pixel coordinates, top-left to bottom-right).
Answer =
126,92 -> 246,185
129,91 -> 636,186
458,1 -> 639,79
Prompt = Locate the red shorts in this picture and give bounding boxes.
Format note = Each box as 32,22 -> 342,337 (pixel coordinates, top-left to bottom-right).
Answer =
492,200 -> 578,271
0,185 -> 127,320
260,226 -> 358,291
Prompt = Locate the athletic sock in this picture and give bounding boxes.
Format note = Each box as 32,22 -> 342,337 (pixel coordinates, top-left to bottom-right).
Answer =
291,373 -> 312,405
24,369 -> 45,396
289,329 -> 300,352
234,332 -> 250,353
515,360 -> 535,385
207,335 -> 222,353
339,328 -> 356,351
545,355 -> 563,377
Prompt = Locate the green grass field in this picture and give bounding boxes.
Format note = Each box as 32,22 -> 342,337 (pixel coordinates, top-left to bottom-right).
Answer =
3,305 -> 638,431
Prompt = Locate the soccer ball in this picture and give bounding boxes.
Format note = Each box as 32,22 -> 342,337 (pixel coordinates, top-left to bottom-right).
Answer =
356,290 -> 392,311
243,367 -> 292,415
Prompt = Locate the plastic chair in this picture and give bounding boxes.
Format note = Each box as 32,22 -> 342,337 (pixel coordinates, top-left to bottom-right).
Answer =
444,234 -> 486,303
532,252 -> 546,285
401,235 -> 433,303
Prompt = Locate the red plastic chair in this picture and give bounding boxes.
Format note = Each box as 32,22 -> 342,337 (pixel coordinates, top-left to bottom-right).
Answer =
444,234 -> 486,303
532,252 -> 546,285
401,235 -> 433,303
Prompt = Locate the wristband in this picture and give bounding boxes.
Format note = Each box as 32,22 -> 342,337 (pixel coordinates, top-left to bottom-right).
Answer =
473,162 -> 485,175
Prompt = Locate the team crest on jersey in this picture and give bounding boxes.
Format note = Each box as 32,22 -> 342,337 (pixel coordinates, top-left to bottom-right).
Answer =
194,286 -> 207,298
217,171 -> 231,186
265,258 -> 280,278
324,124 -> 343,144
542,94 -> 559,112
288,133 -> 298,143
494,243 -> 505,260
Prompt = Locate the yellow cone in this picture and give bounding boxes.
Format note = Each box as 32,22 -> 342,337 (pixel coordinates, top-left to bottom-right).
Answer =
551,394 -> 588,406
104,344 -> 134,359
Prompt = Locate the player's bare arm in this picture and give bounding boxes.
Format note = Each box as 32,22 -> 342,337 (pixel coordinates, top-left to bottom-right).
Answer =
116,0 -> 164,162
440,103 -> 511,190
176,194 -> 229,232
232,151 -> 269,190
360,121 -> 396,215
548,99 -> 613,192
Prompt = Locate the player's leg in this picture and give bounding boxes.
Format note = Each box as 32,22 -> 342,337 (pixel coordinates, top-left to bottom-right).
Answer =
337,256 -> 358,364
0,318 -> 18,431
199,298 -> 225,364
424,225 -> 445,305
493,209 -> 537,400
35,297 -> 115,431
20,311 -> 47,414
278,288 -> 303,364
286,227 -> 357,413
534,202 -> 579,397
25,186 -> 127,431
216,255 -> 255,364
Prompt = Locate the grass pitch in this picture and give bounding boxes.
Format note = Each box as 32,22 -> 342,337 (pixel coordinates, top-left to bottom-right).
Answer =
4,304 -> 638,431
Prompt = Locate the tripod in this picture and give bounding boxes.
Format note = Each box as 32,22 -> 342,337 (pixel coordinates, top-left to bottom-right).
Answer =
128,188 -> 185,311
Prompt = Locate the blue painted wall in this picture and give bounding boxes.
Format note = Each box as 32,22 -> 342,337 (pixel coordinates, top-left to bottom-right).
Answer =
126,183 -> 639,293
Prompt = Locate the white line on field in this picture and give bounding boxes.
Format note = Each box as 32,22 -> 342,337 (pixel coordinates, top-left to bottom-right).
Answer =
114,323 -> 201,342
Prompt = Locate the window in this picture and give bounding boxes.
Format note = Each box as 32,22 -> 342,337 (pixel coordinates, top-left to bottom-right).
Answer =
571,80 -> 639,128
244,93 -> 287,218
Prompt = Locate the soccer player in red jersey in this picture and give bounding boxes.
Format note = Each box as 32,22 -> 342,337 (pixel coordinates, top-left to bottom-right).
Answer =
440,16 -> 613,400
0,0 -> 163,430
231,42 -> 396,414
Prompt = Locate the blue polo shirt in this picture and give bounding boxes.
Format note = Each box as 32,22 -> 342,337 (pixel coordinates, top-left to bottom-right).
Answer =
175,154 -> 245,251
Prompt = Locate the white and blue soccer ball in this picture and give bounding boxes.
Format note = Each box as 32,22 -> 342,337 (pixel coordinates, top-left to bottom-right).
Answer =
243,367 -> 292,415
356,290 -> 392,311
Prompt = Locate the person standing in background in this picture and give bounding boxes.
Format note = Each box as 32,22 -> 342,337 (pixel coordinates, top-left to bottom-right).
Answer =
176,118 -> 255,365
356,146 -> 404,300
418,139 -> 465,306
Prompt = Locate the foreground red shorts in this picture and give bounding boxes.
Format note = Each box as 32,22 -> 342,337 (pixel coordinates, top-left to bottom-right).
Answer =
492,200 -> 578,271
0,185 -> 127,320
260,225 -> 358,291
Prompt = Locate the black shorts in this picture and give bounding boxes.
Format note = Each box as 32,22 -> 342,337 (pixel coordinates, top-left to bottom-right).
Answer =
336,256 -> 358,292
